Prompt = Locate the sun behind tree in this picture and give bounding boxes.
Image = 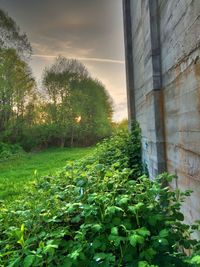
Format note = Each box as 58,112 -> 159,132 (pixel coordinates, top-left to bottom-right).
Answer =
42,56 -> 113,147
0,9 -> 113,150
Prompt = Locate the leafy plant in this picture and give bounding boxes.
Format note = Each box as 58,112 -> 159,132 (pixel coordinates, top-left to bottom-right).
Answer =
0,142 -> 25,161
127,121 -> 144,177
0,130 -> 199,266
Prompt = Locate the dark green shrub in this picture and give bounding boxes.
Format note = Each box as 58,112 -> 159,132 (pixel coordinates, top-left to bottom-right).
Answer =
127,121 -> 144,177
95,129 -> 131,170
95,123 -> 143,177
0,142 -> 25,161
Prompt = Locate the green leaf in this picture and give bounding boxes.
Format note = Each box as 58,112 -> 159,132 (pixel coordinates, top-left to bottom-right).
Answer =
138,261 -> 148,267
17,236 -> 25,247
8,258 -> 21,267
94,253 -> 107,261
175,212 -> 184,221
69,250 -> 80,260
129,234 -> 144,247
94,253 -> 115,263
190,255 -> 200,264
138,261 -> 158,267
21,224 -> 25,233
23,255 -> 35,267
111,227 -> 118,235
159,229 -> 168,238
39,241 -> 45,248
137,227 -> 150,237
92,224 -> 102,232
108,234 -> 124,246
140,248 -> 156,261
158,238 -> 169,246
95,164 -> 105,171
118,197 -> 129,205
105,206 -> 123,215
128,203 -> 144,213
43,241 -> 58,254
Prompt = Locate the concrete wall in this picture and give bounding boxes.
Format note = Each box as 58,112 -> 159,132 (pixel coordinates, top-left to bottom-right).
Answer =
123,0 -> 200,225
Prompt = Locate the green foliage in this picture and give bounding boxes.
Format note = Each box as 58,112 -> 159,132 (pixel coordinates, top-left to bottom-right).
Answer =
95,129 -> 131,170
0,142 -> 24,161
0,9 -> 36,148
112,119 -> 128,131
128,121 -> 143,177
16,124 -> 61,151
42,57 -> 113,148
0,147 -> 94,201
0,48 -> 36,137
102,121 -> 143,177
0,8 -> 32,58
0,130 -> 199,266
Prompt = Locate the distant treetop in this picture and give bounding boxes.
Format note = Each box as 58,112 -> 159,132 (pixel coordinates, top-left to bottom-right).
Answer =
0,8 -> 32,59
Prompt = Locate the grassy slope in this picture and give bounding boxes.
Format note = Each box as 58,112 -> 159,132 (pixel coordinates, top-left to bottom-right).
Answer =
0,147 -> 94,201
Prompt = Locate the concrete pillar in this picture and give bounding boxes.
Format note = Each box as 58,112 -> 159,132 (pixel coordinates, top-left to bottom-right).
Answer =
123,0 -> 135,122
123,0 -> 167,176
146,0 -> 166,174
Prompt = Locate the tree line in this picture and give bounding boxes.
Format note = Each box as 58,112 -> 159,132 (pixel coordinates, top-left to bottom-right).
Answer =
0,9 -> 113,150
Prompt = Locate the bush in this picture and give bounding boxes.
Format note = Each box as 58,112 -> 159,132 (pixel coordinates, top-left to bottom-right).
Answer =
95,129 -> 131,170
128,121 -> 143,177
95,122 -> 142,177
0,142 -> 25,161
0,129 -> 199,266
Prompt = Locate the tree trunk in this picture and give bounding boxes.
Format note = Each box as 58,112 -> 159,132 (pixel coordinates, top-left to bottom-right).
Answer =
60,137 -> 65,148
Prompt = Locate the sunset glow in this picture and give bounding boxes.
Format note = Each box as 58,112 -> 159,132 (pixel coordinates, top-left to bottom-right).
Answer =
0,0 -> 127,121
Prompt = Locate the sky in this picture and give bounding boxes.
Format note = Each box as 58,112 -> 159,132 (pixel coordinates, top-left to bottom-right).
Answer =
0,0 -> 127,121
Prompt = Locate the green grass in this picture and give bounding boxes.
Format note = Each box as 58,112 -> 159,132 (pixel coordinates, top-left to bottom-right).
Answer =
0,147 -> 94,201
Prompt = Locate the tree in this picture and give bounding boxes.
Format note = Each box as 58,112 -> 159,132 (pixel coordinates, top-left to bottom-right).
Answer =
0,8 -> 32,59
0,48 -> 36,141
0,9 -> 36,143
42,57 -> 113,146
74,78 -> 113,144
42,57 -> 89,146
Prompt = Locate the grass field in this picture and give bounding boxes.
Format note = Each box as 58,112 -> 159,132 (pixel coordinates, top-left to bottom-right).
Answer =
0,147 -> 94,201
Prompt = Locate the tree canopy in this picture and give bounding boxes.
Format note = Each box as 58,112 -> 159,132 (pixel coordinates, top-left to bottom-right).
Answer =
0,9 -> 32,59
42,57 -> 113,147
0,48 -> 36,133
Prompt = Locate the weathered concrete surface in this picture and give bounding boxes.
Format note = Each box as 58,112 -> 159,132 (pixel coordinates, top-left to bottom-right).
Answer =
123,0 -> 135,122
159,0 -> 200,225
123,0 -> 200,225
125,0 -> 166,176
